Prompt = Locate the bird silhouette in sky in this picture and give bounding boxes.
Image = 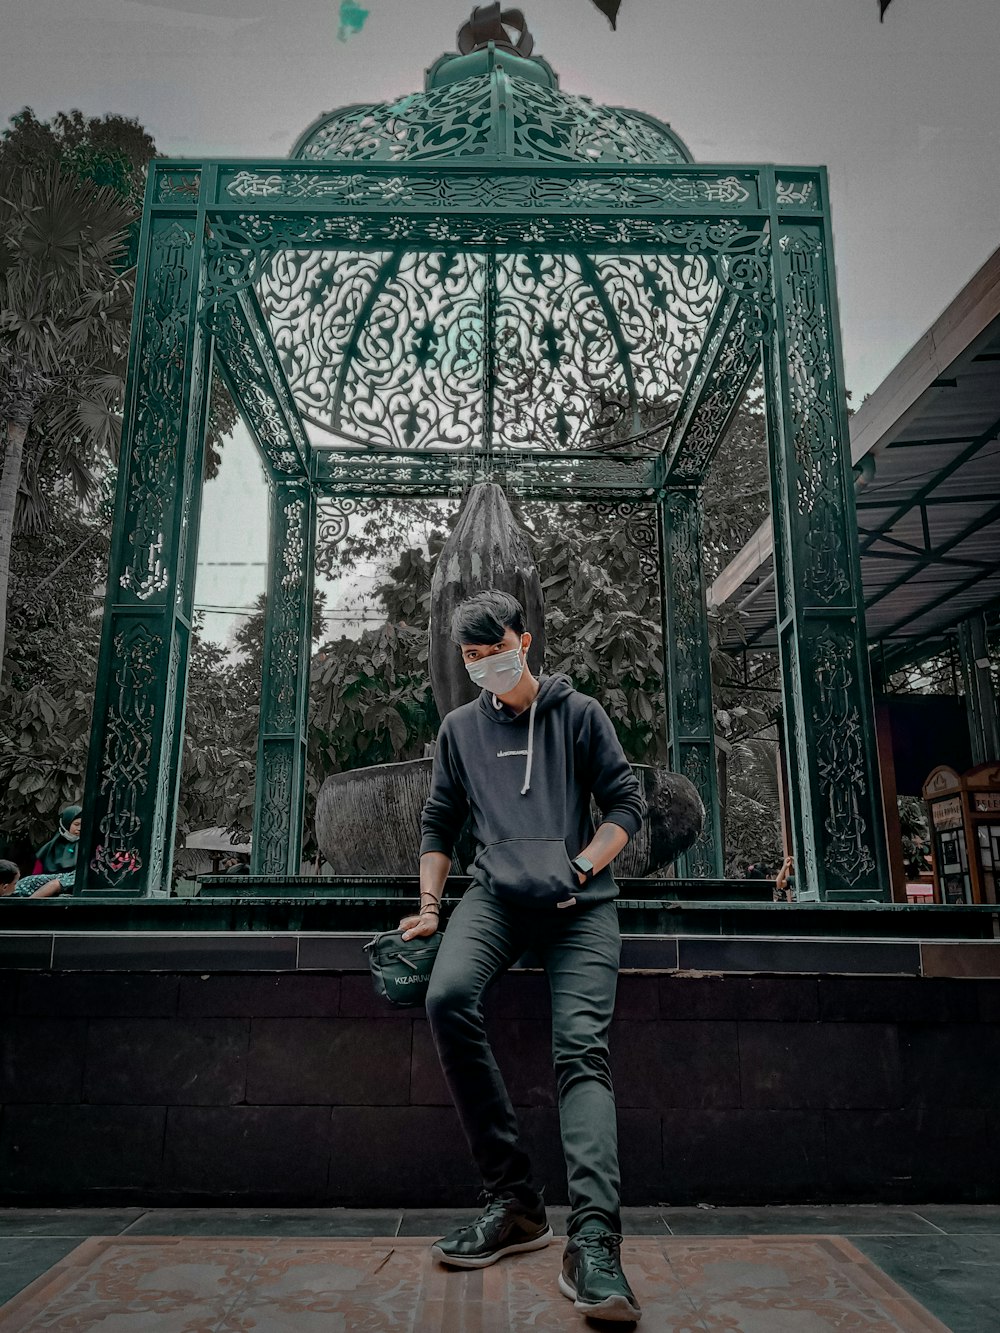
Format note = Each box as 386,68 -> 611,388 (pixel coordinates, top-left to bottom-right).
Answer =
879,0 -> 894,18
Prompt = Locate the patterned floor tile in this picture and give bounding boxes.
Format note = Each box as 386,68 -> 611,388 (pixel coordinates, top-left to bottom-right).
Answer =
0,1234 -> 951,1332
660,1206 -> 944,1236
0,1209 -> 143,1238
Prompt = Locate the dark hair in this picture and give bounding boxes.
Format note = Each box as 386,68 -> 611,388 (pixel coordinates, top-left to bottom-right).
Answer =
0,859 -> 19,885
450,590 -> 526,646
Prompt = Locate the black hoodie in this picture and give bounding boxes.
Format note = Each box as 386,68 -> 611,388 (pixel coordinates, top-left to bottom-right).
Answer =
419,674 -> 645,908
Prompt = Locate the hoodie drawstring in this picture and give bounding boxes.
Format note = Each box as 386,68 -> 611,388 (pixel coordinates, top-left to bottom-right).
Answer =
520,694 -> 538,795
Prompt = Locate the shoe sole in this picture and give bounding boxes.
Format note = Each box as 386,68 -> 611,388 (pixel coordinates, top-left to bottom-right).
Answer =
431,1227 -> 554,1269
558,1272 -> 642,1322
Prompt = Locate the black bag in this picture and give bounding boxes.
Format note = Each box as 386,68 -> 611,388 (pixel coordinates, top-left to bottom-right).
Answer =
363,927 -> 443,1008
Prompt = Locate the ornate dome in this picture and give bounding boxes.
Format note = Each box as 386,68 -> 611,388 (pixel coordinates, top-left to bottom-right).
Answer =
291,35 -> 692,167
265,8 -> 709,455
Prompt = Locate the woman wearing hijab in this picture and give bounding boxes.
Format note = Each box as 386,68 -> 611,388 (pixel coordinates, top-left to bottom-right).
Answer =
32,804 -> 82,876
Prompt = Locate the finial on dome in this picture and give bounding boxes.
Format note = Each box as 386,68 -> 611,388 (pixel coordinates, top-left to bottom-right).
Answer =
457,4 -> 534,58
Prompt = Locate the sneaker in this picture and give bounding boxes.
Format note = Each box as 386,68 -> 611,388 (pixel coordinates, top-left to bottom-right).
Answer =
559,1229 -> 642,1323
431,1189 -> 553,1269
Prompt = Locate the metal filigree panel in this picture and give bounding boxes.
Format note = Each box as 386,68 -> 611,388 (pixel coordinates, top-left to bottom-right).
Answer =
80,204 -> 213,897
658,490 -> 723,876
764,208 -> 889,899
256,246 -> 718,452
311,449 -> 658,499
294,73 -> 691,166
253,481 -> 317,876
664,291 -> 768,480
120,221 -> 197,601
89,623 -> 162,888
220,167 -> 761,214
811,628 -> 877,887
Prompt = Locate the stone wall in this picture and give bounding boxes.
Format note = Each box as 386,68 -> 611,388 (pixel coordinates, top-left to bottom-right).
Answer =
1,969 -> 998,1206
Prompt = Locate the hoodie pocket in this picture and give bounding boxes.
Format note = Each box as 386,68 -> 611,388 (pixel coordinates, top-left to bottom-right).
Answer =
475,838 -> 579,908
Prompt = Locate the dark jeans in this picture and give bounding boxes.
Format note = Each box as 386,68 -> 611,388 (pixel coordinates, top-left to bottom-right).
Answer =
425,881 -> 622,1237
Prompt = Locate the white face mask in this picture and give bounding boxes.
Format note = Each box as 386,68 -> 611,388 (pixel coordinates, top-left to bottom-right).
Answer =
465,644 -> 525,697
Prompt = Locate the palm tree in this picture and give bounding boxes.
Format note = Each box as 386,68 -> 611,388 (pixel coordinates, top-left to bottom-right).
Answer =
0,163 -> 133,678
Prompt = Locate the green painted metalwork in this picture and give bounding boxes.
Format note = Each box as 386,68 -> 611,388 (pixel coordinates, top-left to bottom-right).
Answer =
76,27 -> 889,901
662,291 -> 766,481
761,169 -> 890,901
958,613 -> 1000,765
658,489 -> 724,876
251,480 -> 317,875
210,286 -> 311,480
77,187 -> 212,896
311,449 -> 661,500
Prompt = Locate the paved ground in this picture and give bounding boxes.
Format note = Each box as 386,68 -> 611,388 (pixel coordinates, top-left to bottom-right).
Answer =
0,1206 -> 998,1331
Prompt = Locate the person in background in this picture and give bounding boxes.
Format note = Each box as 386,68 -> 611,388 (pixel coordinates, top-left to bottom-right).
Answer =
32,804 -> 82,875
1,863 -> 75,898
774,854 -> 795,903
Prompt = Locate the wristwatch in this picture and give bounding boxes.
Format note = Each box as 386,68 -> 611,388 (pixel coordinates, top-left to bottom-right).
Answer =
571,855 -> 595,882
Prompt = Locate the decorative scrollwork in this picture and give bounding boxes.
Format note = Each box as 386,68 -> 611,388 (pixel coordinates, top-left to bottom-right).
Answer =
811,630 -> 877,886
256,244 -> 719,453
295,72 -> 691,166
779,228 -> 850,602
91,624 -> 163,887
256,747 -> 293,875
679,747 -> 716,876
156,170 -> 201,203
264,490 -> 308,732
315,498 -> 363,574
211,294 -> 307,475
661,491 -> 706,732
120,222 -> 196,601
776,177 -> 819,210
668,296 -> 768,480
587,502 -> 658,578
313,450 -> 655,500
223,168 -> 757,213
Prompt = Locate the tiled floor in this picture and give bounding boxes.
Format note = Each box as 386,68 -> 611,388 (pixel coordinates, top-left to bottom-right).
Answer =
0,1207 -> 997,1331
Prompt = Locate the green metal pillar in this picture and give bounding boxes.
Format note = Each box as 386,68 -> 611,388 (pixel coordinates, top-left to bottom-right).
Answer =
77,189 -> 212,896
763,171 -> 890,901
250,478 -> 317,876
958,612 -> 1000,765
658,488 -> 724,876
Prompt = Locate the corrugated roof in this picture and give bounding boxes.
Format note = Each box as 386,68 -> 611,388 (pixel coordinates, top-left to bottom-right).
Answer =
709,247 -> 1000,660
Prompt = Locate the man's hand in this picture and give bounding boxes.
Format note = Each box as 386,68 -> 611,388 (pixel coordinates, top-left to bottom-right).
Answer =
400,910 -> 439,941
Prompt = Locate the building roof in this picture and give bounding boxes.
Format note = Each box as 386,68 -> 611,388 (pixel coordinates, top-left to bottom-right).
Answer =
709,246 -> 1000,665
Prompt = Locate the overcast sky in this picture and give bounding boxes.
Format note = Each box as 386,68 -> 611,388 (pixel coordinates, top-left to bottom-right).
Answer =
4,0 -> 999,639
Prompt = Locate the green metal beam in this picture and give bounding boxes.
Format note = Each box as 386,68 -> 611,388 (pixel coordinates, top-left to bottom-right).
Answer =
77,191 -> 213,896
310,448 -> 661,500
957,612 -> 1000,764
657,490 -> 724,876
251,479 -> 317,876
761,175 -> 890,903
661,291 -> 764,481
210,287 -> 311,479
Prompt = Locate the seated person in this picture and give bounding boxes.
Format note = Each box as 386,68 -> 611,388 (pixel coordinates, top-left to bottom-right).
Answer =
32,804 -> 82,876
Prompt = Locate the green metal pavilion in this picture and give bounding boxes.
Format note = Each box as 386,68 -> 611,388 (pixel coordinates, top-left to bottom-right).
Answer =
75,11 -> 891,904
710,243 -> 1000,887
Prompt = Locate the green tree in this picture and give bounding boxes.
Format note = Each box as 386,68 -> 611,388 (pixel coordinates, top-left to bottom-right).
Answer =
0,463 -> 108,849
0,162 -> 133,680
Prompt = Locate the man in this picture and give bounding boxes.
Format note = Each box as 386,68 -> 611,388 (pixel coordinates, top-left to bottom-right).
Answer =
399,589 -> 645,1324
